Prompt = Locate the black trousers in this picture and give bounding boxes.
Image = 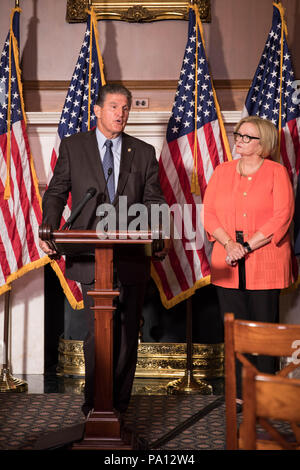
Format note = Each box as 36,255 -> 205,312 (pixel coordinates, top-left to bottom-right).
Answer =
215,286 -> 280,398
81,281 -> 146,413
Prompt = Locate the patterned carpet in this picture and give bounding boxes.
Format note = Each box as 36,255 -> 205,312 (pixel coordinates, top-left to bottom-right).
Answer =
0,393 -> 225,451
125,395 -> 225,450
0,394 -> 85,450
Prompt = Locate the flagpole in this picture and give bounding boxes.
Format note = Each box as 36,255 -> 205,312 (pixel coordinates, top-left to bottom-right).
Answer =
0,0 -> 27,392
0,290 -> 27,392
166,0 -> 212,396
167,297 -> 212,395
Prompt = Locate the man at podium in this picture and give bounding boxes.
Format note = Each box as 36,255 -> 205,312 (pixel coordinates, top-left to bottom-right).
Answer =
39,84 -> 168,417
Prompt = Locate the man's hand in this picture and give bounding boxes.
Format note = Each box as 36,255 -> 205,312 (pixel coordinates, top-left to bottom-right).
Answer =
153,238 -> 171,261
39,238 -> 57,256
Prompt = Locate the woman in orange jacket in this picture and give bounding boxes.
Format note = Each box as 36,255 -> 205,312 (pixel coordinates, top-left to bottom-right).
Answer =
203,116 -> 295,404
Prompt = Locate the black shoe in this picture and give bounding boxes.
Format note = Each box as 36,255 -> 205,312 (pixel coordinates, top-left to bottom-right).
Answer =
81,403 -> 93,418
236,403 -> 243,414
114,402 -> 129,414
236,399 -> 243,414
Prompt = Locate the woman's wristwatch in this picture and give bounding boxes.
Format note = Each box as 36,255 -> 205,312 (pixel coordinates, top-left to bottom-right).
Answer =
243,241 -> 252,253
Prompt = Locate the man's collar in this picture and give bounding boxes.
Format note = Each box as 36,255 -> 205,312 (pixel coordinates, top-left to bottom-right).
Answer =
95,127 -> 122,149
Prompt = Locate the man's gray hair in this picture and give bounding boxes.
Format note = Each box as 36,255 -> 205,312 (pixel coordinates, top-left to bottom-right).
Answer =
96,83 -> 132,108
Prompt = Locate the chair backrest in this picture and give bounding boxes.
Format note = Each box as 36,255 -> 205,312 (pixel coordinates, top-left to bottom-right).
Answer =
239,368 -> 300,450
224,313 -> 300,450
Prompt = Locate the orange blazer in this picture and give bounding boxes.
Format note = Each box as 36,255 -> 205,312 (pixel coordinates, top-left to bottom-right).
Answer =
203,158 -> 295,290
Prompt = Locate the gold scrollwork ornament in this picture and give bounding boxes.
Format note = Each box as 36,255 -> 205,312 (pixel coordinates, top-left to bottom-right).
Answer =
196,0 -> 211,22
66,1 -> 211,23
66,0 -> 89,23
121,6 -> 153,22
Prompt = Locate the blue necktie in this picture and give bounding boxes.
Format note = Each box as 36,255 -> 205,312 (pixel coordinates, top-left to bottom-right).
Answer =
103,139 -> 115,202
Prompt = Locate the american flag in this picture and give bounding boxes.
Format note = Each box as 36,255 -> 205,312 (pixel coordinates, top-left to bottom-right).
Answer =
0,7 -> 48,296
47,8 -> 105,309
151,6 -> 230,309
241,2 -> 300,190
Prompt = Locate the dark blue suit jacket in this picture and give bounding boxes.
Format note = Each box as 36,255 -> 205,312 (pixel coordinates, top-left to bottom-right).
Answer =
42,130 -> 166,284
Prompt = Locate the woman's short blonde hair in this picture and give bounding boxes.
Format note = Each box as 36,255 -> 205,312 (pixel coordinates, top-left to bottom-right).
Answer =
235,116 -> 278,158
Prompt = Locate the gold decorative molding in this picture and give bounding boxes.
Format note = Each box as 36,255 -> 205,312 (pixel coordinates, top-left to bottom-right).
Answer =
56,337 -> 85,376
66,0 -> 89,23
136,342 -> 224,379
66,1 -> 211,23
56,338 -> 224,379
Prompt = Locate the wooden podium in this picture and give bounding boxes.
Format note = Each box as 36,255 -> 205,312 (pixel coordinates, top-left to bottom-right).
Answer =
39,226 -> 161,450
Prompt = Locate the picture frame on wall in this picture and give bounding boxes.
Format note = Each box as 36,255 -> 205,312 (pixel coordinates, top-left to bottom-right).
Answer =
66,0 -> 211,23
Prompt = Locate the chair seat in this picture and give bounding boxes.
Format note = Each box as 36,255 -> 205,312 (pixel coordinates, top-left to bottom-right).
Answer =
238,370 -> 300,450
239,422 -> 299,450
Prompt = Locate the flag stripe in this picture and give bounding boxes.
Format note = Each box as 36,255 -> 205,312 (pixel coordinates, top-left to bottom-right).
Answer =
280,129 -> 293,181
158,153 -> 196,294
287,119 -> 300,174
168,138 -> 201,283
157,148 -> 197,290
0,208 -> 19,275
243,3 -> 300,186
242,2 -> 300,281
162,133 -> 222,293
0,8 -> 48,296
20,119 -> 42,221
152,6 -> 229,308
203,123 -> 219,172
11,124 -> 41,262
45,8 -> 105,309
0,170 -> 24,270
0,233 -> 11,280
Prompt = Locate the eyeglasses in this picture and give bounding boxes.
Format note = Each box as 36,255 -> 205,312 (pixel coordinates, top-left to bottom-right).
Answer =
233,132 -> 260,144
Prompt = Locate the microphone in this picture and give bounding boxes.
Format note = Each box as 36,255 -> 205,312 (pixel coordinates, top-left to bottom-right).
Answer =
99,168 -> 113,203
61,187 -> 97,230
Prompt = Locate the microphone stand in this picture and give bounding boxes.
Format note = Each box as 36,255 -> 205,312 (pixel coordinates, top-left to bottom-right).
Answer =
61,187 -> 97,231
0,290 -> 28,392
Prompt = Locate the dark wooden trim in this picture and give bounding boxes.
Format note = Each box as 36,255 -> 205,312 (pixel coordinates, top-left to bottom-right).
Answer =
24,80 -> 71,91
23,79 -> 255,92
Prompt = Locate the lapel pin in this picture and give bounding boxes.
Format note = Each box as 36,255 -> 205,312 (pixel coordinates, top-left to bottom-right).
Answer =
128,148 -> 132,152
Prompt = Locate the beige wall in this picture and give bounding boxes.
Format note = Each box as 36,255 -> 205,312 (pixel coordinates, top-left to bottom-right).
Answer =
0,0 -> 299,111
1,1 -> 299,373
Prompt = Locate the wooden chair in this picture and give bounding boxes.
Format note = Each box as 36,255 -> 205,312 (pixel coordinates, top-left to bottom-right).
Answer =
224,313 -> 300,450
239,368 -> 300,450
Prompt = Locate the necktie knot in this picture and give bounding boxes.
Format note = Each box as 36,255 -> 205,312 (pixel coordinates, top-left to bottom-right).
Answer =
105,139 -> 113,149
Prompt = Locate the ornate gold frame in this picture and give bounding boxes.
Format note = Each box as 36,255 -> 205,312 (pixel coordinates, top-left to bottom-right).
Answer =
66,1 -> 211,23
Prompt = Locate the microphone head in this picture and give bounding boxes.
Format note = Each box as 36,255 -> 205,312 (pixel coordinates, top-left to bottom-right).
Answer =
107,168 -> 113,176
87,187 -> 97,197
